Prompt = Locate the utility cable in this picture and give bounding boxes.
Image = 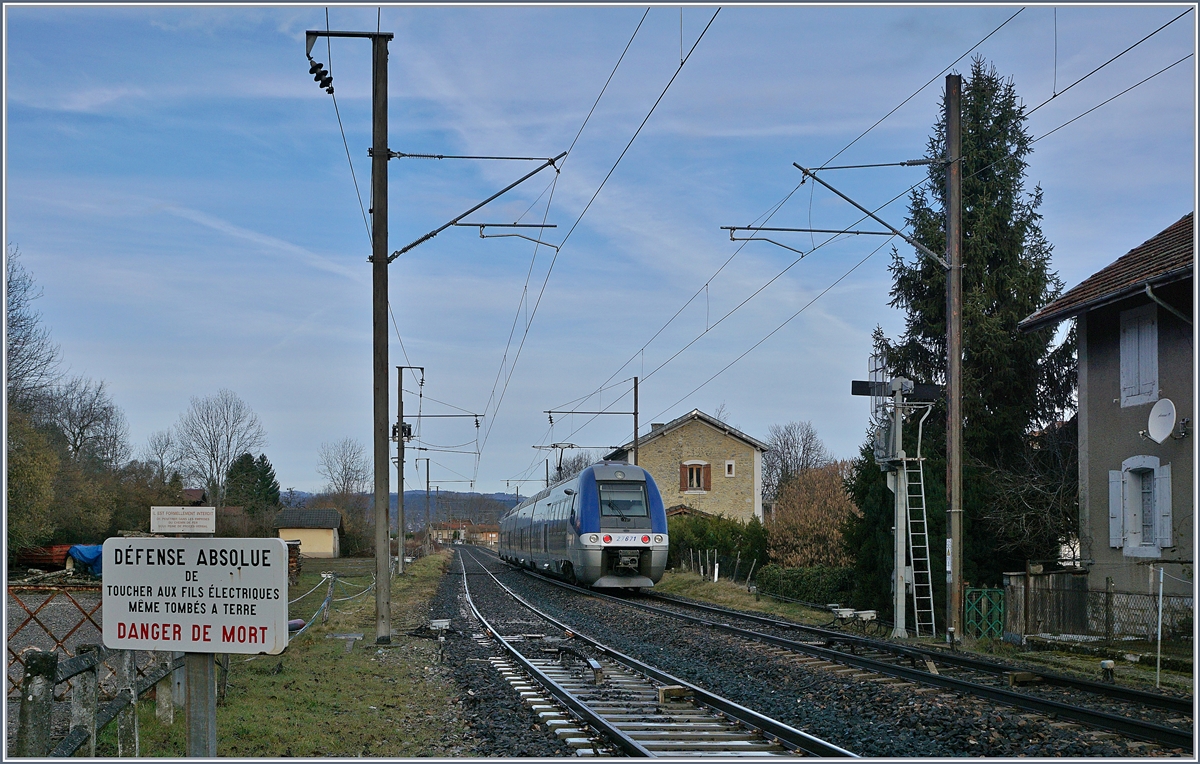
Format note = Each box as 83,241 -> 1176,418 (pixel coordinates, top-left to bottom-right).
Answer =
1025,7 -> 1192,118
649,235 -> 897,421
820,8 -> 1024,169
323,9 -> 372,245
550,7 -> 1024,442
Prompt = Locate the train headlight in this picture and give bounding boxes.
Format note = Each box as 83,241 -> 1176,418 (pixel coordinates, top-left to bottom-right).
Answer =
614,470 -> 625,479
602,534 -> 612,543
641,535 -> 650,544
654,535 -> 663,544
588,534 -> 599,543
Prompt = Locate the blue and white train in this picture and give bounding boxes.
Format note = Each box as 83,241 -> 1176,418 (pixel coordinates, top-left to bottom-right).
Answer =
498,462 -> 669,588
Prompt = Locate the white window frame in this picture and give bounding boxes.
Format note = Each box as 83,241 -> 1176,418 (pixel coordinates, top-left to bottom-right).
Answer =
1109,455 -> 1172,558
683,459 -> 708,493
1119,304 -> 1158,408
724,460 -> 736,478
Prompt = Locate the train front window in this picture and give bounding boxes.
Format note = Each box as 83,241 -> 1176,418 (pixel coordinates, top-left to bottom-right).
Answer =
598,483 -> 648,517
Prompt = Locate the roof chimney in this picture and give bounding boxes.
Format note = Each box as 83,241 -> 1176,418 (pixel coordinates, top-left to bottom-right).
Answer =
651,422 -> 665,431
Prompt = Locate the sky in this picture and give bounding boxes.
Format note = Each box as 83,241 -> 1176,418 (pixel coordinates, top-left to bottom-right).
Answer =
4,4 -> 1195,495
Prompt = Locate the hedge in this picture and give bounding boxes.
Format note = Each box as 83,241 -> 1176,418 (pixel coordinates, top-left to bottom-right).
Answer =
755,564 -> 856,606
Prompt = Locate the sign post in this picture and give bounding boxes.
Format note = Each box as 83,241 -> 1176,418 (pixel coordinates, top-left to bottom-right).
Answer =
102,537 -> 289,756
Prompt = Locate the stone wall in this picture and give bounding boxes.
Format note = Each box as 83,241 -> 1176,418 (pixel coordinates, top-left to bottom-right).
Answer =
638,419 -> 760,523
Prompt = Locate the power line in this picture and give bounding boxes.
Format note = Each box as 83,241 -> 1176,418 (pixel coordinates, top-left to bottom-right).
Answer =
548,8 -> 1027,444
475,9 -> 651,465
1025,7 -> 1192,118
478,8 -> 717,459
323,9 -> 371,245
650,235 -> 898,422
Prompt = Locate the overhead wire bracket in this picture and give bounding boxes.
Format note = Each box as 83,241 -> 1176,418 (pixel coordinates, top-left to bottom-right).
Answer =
793,163 -> 949,270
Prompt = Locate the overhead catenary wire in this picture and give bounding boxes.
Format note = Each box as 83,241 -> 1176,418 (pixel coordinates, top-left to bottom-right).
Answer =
547,8 -> 1026,444
474,8 -> 650,452
477,8 -> 712,461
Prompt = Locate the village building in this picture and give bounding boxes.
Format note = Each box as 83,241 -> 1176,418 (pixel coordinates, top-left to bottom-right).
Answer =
1020,212 -> 1193,597
606,409 -> 768,523
274,508 -> 344,558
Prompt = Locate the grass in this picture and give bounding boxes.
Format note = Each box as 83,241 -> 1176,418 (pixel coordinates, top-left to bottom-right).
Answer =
654,569 -> 836,626
90,552 -> 469,757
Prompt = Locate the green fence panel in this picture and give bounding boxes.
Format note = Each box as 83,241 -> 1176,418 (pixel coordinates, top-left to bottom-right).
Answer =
965,587 -> 1004,639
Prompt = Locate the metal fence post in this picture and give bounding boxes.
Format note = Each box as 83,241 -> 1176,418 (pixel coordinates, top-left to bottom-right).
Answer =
1105,577 -> 1114,644
72,644 -> 101,756
116,649 -> 140,756
155,651 -> 175,725
15,648 -> 58,756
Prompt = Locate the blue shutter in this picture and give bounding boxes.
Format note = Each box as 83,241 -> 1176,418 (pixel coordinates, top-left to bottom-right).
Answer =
1108,470 -> 1124,548
1156,463 -> 1172,548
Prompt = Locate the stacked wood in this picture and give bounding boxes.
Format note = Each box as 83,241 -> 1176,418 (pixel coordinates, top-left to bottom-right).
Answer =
285,540 -> 302,584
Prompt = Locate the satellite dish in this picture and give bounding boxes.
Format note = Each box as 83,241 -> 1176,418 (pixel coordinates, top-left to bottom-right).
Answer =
1148,398 -> 1177,444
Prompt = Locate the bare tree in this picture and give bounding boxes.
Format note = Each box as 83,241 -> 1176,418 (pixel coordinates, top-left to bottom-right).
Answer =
556,449 -> 600,482
317,438 -> 371,497
47,376 -> 130,468
767,460 -> 859,567
762,420 -> 832,502
142,428 -> 181,481
175,389 -> 267,505
6,246 -> 61,411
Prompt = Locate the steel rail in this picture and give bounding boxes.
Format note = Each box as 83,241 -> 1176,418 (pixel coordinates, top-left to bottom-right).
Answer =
645,592 -> 1194,715
542,577 -> 1193,751
457,552 -> 653,757
465,549 -> 857,757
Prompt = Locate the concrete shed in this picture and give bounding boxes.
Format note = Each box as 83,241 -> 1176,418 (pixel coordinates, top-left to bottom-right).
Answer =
274,508 -> 344,558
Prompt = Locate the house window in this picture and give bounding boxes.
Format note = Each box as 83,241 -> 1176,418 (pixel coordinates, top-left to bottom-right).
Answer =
680,461 -> 710,492
1120,304 -> 1158,407
725,460 -> 736,478
1109,455 -> 1172,558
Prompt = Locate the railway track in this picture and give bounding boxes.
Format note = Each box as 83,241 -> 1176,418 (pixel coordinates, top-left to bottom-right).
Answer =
497,557 -> 1191,752
458,548 -> 856,757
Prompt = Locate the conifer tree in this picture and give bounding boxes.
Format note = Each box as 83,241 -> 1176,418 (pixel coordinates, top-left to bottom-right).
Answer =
844,58 -> 1076,613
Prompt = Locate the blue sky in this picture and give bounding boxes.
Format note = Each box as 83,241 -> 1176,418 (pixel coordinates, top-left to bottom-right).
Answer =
4,4 -> 1195,494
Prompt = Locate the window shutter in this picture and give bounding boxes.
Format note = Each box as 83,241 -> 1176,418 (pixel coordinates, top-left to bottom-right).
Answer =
680,464 -> 688,491
1108,470 -> 1124,548
1156,463 -> 1172,548
1119,317 -> 1138,400
703,464 -> 712,491
1138,314 -> 1158,397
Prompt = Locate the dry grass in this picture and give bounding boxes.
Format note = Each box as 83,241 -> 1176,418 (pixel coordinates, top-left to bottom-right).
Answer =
654,569 -> 834,626
92,552 -> 469,757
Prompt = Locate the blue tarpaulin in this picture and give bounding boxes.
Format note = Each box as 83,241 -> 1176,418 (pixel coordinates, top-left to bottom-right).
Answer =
68,545 -> 103,575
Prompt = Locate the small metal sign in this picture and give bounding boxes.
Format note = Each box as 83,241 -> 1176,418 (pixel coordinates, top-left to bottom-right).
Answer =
102,537 -> 289,655
150,506 -> 216,534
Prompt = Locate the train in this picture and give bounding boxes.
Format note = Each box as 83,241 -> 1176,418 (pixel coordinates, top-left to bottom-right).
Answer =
498,461 -> 669,588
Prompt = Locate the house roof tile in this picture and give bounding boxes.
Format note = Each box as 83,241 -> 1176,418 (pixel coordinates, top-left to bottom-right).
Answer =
273,508 -> 343,530
1020,212 -> 1194,332
605,408 -> 769,460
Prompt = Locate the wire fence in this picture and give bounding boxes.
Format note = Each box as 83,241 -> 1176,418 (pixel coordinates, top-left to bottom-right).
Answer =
672,547 -> 762,586
1004,583 -> 1193,644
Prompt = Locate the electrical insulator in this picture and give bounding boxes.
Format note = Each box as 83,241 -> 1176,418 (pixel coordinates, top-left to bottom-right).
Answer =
402,423 -> 413,440
319,74 -> 333,89
308,59 -> 323,75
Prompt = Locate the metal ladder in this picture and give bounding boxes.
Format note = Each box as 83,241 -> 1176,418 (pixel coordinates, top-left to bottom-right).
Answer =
904,457 -> 937,637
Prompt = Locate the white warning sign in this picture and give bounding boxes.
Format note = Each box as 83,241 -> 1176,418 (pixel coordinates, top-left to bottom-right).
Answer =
102,537 -> 289,655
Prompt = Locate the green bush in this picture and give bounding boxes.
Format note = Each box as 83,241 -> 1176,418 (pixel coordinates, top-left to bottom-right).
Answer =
668,514 -> 767,569
756,564 -> 855,605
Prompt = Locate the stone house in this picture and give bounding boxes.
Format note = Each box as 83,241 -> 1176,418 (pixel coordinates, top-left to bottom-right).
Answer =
1019,212 -> 1193,596
605,409 -> 768,523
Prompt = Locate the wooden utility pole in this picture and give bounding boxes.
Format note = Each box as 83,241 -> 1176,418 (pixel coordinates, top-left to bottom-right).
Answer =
945,73 -> 964,644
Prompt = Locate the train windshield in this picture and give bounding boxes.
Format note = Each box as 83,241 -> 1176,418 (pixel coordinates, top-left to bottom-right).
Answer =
598,482 -> 649,517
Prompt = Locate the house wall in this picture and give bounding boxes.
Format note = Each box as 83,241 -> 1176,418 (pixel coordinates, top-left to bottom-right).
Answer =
1082,280 -> 1193,595
277,528 -> 339,558
639,420 -> 761,523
